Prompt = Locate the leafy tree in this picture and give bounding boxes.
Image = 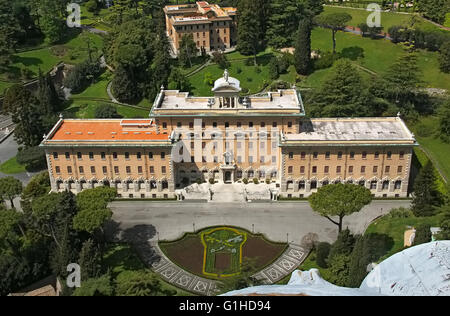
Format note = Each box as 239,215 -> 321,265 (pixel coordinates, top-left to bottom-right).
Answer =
111,64 -> 141,103
0,177 -> 23,208
73,208 -> 112,235
94,104 -> 122,119
0,208 -> 24,251
16,146 -> 47,172
294,18 -> 312,75
237,0 -> 264,64
327,254 -> 351,287
0,0 -> 22,71
308,183 -> 372,232
21,172 -> 50,202
168,68 -> 191,92
347,233 -> 393,287
76,186 -> 117,211
315,12 -> 352,54
268,57 -> 279,80
417,0 -> 450,24
316,242 -> 331,268
79,239 -> 101,281
64,60 -> 102,94
37,69 -> 60,114
414,223 -> 432,245
211,51 -> 231,69
72,274 -> 114,296
115,271 -> 174,296
411,161 -> 442,217
308,59 -> 377,117
2,85 -> 46,147
38,0 -> 67,44
178,34 -> 198,68
328,228 -> 356,261
439,41 -> 450,73
438,100 -> 450,143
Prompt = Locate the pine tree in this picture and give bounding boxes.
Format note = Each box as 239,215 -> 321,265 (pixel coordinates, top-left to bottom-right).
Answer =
37,69 -> 60,114
294,18 -> 312,75
0,0 -> 22,70
411,161 -> 442,217
236,0 -> 263,64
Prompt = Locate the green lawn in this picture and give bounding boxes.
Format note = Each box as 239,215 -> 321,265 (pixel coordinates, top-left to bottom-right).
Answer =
408,116 -> 450,185
64,100 -> 149,119
0,157 -> 26,174
365,214 -> 442,261
323,6 -> 443,32
103,244 -> 194,296
310,27 -> 450,90
71,71 -> 112,100
0,31 -> 104,89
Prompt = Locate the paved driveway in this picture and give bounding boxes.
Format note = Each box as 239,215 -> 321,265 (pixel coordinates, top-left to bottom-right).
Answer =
110,200 -> 411,244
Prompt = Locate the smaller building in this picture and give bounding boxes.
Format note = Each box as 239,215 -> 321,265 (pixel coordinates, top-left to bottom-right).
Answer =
164,1 -> 237,54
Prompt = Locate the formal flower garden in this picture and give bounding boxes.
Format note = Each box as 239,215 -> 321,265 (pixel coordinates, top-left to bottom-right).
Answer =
159,226 -> 287,279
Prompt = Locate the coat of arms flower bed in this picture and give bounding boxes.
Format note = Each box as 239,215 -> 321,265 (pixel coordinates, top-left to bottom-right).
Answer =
159,226 -> 287,279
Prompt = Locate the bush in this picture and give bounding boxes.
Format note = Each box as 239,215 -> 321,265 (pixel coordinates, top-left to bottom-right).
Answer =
94,104 -> 122,119
265,178 -> 271,184
16,146 -> 47,171
64,60 -> 101,93
314,51 -> 340,70
211,51 -> 230,69
386,207 -> 414,219
316,242 -> 331,268
253,178 -> 259,184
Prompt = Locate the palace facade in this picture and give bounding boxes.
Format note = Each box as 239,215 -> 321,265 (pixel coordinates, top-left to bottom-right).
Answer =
164,1 -> 237,54
41,71 -> 418,199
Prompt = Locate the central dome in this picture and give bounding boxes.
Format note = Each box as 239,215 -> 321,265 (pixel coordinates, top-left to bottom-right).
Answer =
212,69 -> 241,92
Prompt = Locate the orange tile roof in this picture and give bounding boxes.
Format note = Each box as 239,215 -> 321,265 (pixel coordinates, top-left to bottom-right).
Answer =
49,120 -> 169,141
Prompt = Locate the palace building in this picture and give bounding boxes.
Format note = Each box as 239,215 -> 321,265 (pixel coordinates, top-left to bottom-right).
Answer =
41,71 -> 418,199
164,1 -> 237,54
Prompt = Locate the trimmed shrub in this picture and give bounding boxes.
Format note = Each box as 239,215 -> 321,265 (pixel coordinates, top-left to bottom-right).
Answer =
253,178 -> 259,184
242,178 -> 249,184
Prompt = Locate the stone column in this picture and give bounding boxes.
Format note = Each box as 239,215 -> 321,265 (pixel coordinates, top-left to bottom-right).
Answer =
294,181 -> 299,192
122,181 -> 128,193
305,180 -> 311,193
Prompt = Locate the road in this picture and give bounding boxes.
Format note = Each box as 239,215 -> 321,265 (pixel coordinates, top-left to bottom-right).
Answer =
110,200 -> 411,244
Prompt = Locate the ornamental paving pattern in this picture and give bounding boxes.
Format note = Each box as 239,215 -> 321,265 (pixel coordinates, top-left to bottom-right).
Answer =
134,241 -> 308,296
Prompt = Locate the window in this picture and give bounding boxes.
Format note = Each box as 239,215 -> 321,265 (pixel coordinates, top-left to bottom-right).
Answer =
101,152 -> 106,160
149,152 -> 153,159
150,166 -> 154,174
113,152 -> 118,160
53,152 -> 59,159
249,156 -> 253,164
311,181 -> 317,189
288,166 -> 293,174
400,151 -> 405,159
249,122 -> 253,128
103,166 -> 107,174
162,166 -> 167,174
394,181 -> 402,190
325,152 -> 330,159
237,156 -> 242,163
260,156 -> 265,163
65,152 -> 70,160
114,166 -> 119,174
55,166 -> 61,174
336,166 -> 342,173
91,166 -> 96,174
387,151 -> 392,159
237,122 -> 242,128
260,122 -> 266,128
126,166 -> 131,174
373,166 -> 378,173
79,166 -> 84,174
125,152 -> 130,160
382,181 -> 389,190
77,152 -> 82,160
301,152 -> 306,160
350,152 -> 355,159
288,122 -> 292,128
189,122 -> 194,129
349,166 -> 354,174
300,166 -> 305,174
362,151 -> 367,159
338,152 -> 343,159
138,166 -> 143,174
324,166 -> 329,174
225,122 -> 229,128
213,122 -> 218,128
273,122 -> 278,128
370,181 -> 377,190
374,152 -> 380,159
312,166 -> 317,174
89,152 -> 94,160
67,166 -> 72,174
385,166 -> 391,173
161,152 -> 166,159
313,152 -> 318,159
397,166 -> 403,173
137,152 -> 142,160
289,152 -> 294,159
177,122 -> 182,128
361,166 -> 366,173
162,122 -> 167,129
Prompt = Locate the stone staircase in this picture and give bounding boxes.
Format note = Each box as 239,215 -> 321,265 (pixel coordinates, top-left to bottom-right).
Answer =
210,183 -> 246,203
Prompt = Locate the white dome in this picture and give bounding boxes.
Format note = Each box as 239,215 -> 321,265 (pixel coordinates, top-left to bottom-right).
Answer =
212,70 -> 241,92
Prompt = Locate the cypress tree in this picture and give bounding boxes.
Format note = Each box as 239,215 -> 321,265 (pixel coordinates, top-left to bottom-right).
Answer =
411,161 -> 442,217
294,18 -> 312,75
